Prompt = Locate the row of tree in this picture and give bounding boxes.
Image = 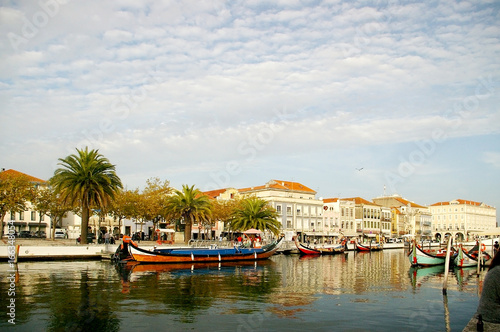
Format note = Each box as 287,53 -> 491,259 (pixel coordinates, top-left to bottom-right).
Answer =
0,147 -> 281,244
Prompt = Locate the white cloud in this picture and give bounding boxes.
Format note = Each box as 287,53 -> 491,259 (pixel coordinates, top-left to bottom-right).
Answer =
0,0 -> 499,213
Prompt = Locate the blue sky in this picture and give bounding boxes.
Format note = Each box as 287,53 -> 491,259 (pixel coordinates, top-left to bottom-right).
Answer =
0,0 -> 499,222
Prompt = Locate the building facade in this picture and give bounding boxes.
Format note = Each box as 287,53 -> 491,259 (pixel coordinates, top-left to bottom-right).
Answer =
0,169 -> 49,237
238,180 -> 324,238
322,198 -> 357,237
430,199 -> 497,241
373,194 -> 432,239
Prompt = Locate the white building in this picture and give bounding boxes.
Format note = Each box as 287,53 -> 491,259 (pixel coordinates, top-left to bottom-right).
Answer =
238,180 -> 324,239
430,199 -> 497,241
322,198 -> 357,237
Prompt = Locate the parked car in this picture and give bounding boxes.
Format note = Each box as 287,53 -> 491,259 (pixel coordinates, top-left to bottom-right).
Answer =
54,231 -> 66,239
34,231 -> 46,238
19,230 -> 32,238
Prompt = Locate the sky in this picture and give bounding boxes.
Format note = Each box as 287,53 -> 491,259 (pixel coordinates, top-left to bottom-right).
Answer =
0,0 -> 499,222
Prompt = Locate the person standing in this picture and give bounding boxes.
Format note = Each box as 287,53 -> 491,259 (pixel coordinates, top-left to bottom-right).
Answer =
494,241 -> 499,255
475,251 -> 500,323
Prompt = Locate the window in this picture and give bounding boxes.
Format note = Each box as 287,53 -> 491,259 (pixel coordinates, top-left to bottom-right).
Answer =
31,211 -> 36,221
276,205 -> 281,213
19,212 -> 24,220
286,206 -> 292,215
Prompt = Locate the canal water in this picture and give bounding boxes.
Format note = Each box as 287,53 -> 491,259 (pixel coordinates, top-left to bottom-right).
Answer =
0,249 -> 484,331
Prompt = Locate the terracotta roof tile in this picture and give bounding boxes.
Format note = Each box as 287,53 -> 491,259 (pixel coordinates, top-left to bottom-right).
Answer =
239,180 -> 316,194
0,169 -> 46,183
430,199 -> 493,208
341,197 -> 380,206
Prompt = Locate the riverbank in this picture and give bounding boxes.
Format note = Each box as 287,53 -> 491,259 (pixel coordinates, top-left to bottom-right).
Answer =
0,238 -> 160,262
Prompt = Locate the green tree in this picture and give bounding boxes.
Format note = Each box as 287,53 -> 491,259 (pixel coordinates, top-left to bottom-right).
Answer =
230,196 -> 281,236
0,171 -> 36,237
50,147 -> 123,244
142,177 -> 171,232
165,184 -> 212,244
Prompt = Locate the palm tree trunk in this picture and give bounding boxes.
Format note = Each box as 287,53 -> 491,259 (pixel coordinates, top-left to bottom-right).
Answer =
183,214 -> 192,244
81,201 -> 89,244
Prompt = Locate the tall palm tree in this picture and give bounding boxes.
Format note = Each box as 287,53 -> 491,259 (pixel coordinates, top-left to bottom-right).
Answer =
165,184 -> 212,244
230,196 -> 281,236
50,147 -> 123,244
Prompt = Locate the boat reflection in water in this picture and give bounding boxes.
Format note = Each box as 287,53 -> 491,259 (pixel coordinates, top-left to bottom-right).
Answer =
0,250 -> 487,331
408,265 -> 446,290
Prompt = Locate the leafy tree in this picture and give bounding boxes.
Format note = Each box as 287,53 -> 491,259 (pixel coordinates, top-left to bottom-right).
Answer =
211,198 -> 240,239
165,185 -> 212,244
142,177 -> 171,232
32,186 -> 52,236
109,188 -> 140,238
44,186 -> 74,240
230,196 -> 281,236
50,147 -> 123,244
0,171 -> 36,237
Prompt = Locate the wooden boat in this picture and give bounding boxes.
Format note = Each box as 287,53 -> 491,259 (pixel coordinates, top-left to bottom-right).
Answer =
408,241 -> 448,267
355,240 -> 383,251
294,237 -> 345,255
115,235 -> 284,264
454,244 -> 491,268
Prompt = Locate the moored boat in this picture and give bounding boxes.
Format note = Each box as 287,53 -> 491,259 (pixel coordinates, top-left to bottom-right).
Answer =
294,237 -> 345,255
115,235 -> 284,264
408,241 -> 448,267
355,240 -> 383,251
454,244 -> 491,268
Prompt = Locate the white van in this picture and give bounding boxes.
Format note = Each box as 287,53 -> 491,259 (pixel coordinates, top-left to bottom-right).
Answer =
55,229 -> 67,239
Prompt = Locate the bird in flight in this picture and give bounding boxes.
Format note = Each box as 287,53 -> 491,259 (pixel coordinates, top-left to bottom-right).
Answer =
355,168 -> 364,171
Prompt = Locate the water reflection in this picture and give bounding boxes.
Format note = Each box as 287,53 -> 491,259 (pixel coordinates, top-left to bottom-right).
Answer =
0,250 -> 486,331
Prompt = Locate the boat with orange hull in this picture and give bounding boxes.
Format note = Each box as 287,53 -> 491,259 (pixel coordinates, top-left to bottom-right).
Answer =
115,235 -> 284,264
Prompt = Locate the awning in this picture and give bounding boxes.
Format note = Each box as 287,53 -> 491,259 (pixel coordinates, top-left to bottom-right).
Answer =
304,232 -> 340,237
158,229 -> 175,233
364,234 -> 377,238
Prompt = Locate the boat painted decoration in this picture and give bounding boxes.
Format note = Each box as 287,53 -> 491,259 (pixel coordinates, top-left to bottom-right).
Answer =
294,237 -> 345,255
408,241 -> 447,267
115,235 -> 284,264
355,240 -> 383,251
454,244 -> 491,268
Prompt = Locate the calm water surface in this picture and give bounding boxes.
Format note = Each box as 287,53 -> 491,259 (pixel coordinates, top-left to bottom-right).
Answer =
0,249 -> 484,331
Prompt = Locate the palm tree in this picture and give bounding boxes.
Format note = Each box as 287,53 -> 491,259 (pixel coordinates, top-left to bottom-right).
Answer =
50,147 -> 123,244
230,196 -> 281,236
164,184 -> 212,244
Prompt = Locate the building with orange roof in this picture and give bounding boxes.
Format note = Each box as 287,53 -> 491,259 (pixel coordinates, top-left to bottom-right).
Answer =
239,180 -> 324,239
373,194 -> 432,239
0,168 -> 46,184
0,169 -> 49,237
339,197 -> 392,240
429,199 -> 497,241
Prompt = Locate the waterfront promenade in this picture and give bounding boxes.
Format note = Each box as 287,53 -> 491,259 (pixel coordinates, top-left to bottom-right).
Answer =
0,238 -> 123,261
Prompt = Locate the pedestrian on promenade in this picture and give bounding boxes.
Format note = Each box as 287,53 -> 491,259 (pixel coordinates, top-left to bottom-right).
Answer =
104,231 -> 110,244
475,251 -> 500,323
494,241 -> 499,255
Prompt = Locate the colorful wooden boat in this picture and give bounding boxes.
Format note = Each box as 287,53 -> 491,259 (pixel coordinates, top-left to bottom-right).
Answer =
454,244 -> 491,268
355,240 -> 383,251
408,241 -> 447,267
115,235 -> 284,264
294,237 -> 345,255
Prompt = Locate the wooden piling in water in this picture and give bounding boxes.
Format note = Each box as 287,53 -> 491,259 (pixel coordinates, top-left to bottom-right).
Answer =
442,237 -> 452,295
